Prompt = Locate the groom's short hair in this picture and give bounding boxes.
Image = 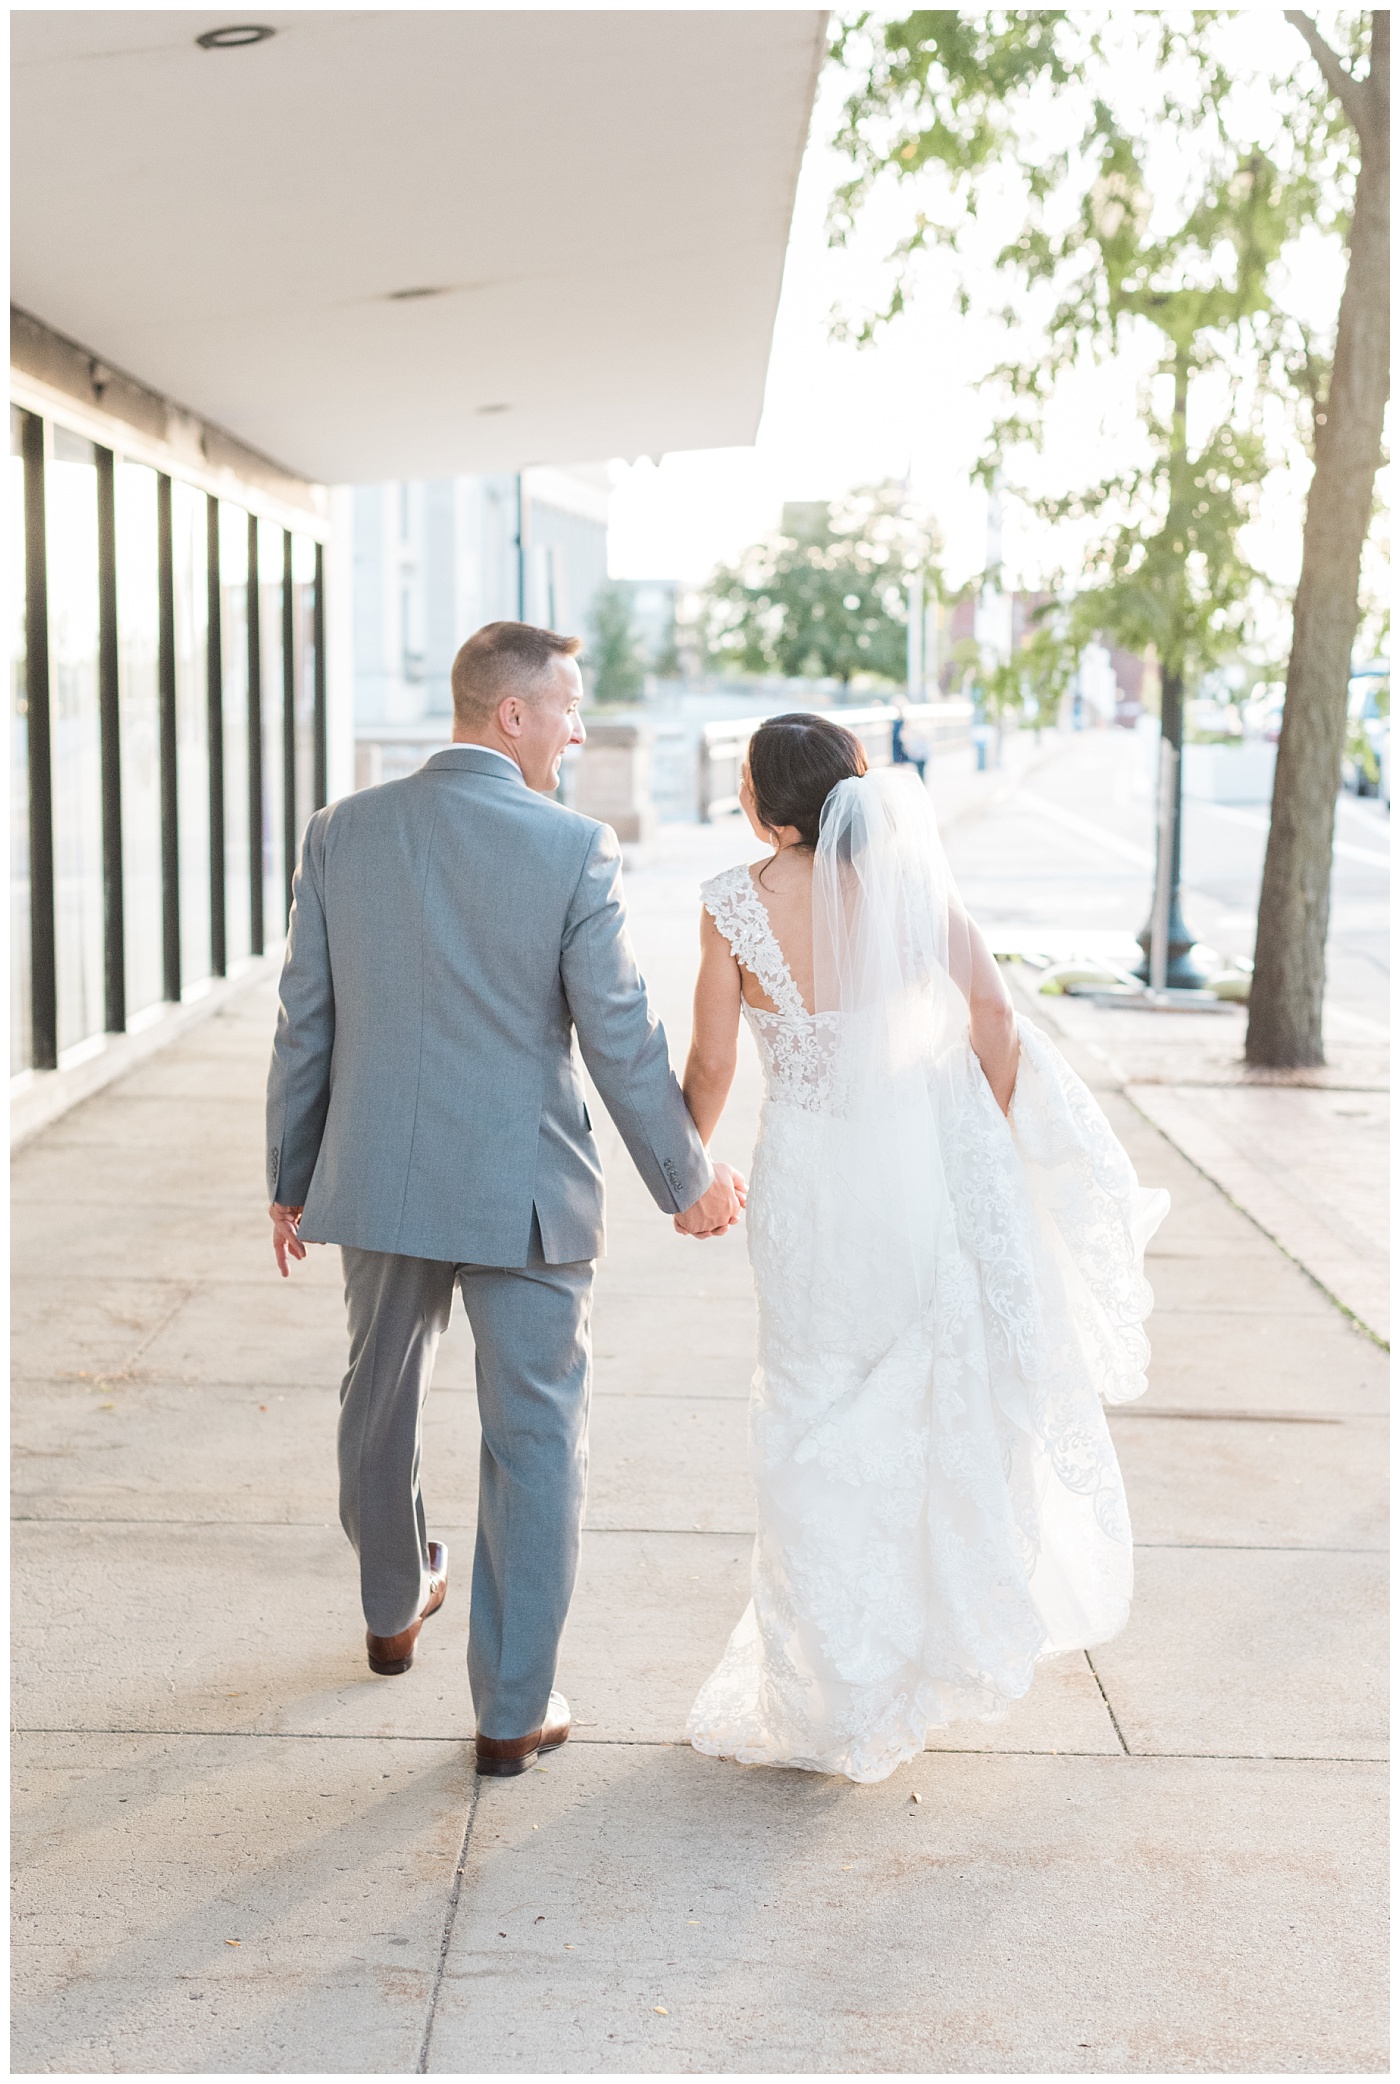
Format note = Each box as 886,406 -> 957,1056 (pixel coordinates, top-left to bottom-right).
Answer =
451,621 -> 582,728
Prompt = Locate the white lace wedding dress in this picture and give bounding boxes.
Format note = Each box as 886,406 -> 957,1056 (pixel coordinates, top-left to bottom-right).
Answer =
686,788 -> 1168,1785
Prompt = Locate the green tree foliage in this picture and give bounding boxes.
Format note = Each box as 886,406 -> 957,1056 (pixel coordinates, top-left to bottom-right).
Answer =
834,10 -> 1384,1020
705,483 -> 941,687
586,579 -> 645,707
833,13 -> 1330,704
967,608 -> 1080,728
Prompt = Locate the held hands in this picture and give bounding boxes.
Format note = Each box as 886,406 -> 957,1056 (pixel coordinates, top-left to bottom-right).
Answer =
269,1202 -> 306,1278
674,1160 -> 748,1241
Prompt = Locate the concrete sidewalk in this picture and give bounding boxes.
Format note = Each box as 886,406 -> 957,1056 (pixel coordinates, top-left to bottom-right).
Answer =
10,815 -> 1387,2074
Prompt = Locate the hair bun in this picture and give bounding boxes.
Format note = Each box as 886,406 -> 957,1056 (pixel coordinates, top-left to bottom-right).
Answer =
747,713 -> 869,850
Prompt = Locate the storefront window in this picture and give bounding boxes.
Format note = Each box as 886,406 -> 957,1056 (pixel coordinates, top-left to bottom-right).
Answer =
173,479 -> 210,989
8,408 -> 327,1047
258,518 -> 286,940
292,531 -> 319,857
11,410 -> 31,1073
115,459 -> 162,1020
219,503 -> 252,965
47,426 -> 104,1054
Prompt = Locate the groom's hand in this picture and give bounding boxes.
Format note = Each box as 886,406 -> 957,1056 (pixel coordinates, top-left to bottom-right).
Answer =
269,1202 -> 306,1277
674,1163 -> 746,1240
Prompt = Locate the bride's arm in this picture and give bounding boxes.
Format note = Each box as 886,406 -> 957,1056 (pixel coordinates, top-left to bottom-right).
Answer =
682,908 -> 742,1145
960,911 -> 1019,1114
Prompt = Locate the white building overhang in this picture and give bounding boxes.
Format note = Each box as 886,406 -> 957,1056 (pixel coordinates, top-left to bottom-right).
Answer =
12,8 -> 827,485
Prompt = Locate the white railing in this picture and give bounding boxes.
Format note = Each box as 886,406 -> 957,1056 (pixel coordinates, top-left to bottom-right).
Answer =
696,701 -> 974,822
354,698 -> 975,825
353,720 -> 452,792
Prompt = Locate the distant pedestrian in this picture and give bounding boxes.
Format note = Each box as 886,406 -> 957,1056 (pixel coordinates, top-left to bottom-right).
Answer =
892,704 -> 929,781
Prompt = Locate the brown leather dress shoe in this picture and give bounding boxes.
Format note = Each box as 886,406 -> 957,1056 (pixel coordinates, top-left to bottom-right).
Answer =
366,1541 -> 449,1676
474,1691 -> 571,1778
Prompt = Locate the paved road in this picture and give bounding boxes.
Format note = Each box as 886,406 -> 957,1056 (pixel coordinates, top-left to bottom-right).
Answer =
951,724 -> 1389,1038
10,737 -> 1387,2072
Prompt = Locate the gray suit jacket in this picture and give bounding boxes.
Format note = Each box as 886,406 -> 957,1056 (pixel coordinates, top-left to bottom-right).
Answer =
266,746 -> 712,1266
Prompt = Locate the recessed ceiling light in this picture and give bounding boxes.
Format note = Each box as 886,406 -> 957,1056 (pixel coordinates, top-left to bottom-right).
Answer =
476,402 -> 511,416
196,23 -> 275,47
386,286 -> 447,302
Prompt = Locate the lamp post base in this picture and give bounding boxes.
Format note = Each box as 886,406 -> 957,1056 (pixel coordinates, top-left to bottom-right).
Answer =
1133,930 -> 1210,992
1134,884 -> 1209,991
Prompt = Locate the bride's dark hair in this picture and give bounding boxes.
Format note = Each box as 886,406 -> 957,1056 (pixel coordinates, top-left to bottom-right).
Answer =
747,713 -> 868,853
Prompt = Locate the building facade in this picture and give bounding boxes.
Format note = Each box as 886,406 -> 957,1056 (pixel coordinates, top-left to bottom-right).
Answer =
351,466 -> 610,779
12,12 -> 824,1121
10,318 -> 332,1083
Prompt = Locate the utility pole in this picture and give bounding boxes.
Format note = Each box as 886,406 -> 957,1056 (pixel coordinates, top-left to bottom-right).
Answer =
515,473 -> 527,621
906,572 -> 923,698
973,475 -> 1008,769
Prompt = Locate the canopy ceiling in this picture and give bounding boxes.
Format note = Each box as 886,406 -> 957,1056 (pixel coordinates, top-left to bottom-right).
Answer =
12,9 -> 826,483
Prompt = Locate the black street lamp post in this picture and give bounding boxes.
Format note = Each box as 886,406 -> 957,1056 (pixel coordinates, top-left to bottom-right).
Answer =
1135,667 -> 1208,989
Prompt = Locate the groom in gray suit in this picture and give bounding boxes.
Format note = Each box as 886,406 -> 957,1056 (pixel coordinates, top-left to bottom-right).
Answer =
265,620 -> 739,1776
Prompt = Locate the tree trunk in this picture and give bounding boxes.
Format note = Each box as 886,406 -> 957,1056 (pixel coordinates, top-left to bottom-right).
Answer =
1246,13 -> 1390,1067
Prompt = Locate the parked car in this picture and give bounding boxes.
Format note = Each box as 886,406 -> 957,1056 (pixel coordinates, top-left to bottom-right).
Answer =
1342,671 -> 1390,801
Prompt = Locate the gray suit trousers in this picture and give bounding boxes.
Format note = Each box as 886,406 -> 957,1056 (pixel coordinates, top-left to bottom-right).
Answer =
339,1220 -> 593,1740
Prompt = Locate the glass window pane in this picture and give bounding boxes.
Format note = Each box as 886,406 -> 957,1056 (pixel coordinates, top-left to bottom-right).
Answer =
47,426 -> 104,1054
258,518 -> 285,940
10,410 -> 31,1074
173,479 -> 210,989
292,532 -> 318,847
219,504 -> 251,965
115,459 -> 162,1020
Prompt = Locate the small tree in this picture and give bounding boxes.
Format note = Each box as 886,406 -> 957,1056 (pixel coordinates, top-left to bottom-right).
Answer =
586,580 -> 645,707
835,13 -> 1323,981
705,483 -> 941,689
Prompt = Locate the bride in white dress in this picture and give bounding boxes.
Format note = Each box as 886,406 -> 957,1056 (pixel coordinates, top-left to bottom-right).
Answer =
680,714 -> 1168,1785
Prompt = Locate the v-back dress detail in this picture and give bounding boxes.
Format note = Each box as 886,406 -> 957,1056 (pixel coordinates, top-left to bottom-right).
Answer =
687,861 -> 1167,1784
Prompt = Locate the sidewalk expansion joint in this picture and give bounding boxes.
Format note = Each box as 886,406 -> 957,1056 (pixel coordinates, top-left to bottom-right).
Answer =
1111,1409 -> 1346,1424
1083,1652 -> 1130,1754
1133,1541 -> 1385,1554
10,1727 -> 1386,1763
1122,1090 -> 1390,1351
418,1772 -> 480,2074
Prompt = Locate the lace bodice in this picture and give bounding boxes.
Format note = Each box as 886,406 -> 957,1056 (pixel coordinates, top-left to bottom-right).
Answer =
701,864 -> 839,1113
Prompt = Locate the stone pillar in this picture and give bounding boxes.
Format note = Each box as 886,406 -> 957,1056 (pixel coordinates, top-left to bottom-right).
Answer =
573,718 -> 657,846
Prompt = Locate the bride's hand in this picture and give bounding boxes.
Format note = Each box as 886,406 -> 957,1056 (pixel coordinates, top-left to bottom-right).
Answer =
673,1160 -> 748,1238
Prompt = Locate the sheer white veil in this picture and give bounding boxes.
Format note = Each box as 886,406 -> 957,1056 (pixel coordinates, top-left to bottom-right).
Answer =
811,766 -> 975,1326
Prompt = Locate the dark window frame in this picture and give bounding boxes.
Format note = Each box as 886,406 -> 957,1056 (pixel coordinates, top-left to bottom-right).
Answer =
247,511 -> 263,957
207,493 -> 226,978
20,409 -> 56,1070
156,472 -> 180,1001
94,444 -> 125,1032
282,526 -> 296,920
